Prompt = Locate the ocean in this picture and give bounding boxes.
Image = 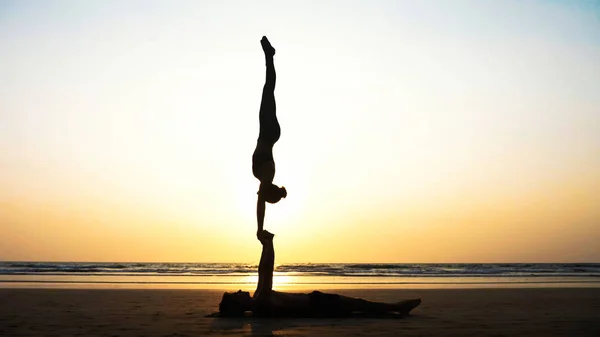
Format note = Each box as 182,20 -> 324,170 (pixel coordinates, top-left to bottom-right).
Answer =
1,262 -> 599,289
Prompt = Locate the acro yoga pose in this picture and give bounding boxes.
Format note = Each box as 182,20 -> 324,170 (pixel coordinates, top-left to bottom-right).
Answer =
218,231 -> 422,317
253,36 -> 287,239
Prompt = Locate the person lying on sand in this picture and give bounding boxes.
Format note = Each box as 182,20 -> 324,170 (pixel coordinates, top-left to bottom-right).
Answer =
217,231 -> 421,317
252,36 -> 287,241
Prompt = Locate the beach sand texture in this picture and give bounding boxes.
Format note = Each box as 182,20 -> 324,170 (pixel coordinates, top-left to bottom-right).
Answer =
1,288 -> 599,336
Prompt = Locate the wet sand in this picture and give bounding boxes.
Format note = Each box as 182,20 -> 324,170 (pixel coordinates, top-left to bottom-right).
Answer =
1,288 -> 599,336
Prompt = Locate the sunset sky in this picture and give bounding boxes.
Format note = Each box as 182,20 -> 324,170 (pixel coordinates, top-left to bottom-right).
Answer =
1,0 -> 599,263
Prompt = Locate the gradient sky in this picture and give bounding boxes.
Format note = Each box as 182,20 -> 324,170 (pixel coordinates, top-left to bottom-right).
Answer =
1,0 -> 599,263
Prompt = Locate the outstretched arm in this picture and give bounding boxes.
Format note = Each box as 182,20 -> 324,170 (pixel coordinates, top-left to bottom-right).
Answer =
256,196 -> 265,238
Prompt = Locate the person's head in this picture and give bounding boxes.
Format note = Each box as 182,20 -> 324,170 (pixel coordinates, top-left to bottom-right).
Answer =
219,290 -> 251,316
258,183 -> 287,204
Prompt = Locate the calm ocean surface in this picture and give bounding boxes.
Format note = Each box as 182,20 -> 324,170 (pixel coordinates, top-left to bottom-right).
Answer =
1,262 -> 599,289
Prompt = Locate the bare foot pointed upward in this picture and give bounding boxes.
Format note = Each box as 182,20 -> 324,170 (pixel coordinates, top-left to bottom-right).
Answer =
261,36 -> 275,57
258,230 -> 275,243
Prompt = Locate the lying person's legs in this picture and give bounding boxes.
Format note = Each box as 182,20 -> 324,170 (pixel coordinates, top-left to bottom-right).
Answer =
308,291 -> 421,316
337,295 -> 421,315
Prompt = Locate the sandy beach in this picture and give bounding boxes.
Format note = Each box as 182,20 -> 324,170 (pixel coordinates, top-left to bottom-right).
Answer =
1,287 -> 599,336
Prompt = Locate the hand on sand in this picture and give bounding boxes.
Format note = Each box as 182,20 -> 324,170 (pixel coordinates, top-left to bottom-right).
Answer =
261,36 -> 275,57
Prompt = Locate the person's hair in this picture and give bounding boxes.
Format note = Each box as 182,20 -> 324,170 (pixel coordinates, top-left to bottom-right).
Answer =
259,184 -> 287,204
219,292 -> 248,317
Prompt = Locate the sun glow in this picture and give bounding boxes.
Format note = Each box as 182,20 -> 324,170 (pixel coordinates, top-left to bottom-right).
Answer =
273,273 -> 298,289
1,1 -> 599,263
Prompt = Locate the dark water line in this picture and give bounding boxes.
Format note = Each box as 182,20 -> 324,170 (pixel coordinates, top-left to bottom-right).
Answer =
1,272 -> 599,277
1,280 -> 599,285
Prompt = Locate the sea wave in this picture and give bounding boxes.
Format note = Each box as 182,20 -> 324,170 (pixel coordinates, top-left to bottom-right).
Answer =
1,262 -> 599,277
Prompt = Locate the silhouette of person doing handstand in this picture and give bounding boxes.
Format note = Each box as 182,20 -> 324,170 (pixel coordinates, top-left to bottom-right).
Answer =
252,36 -> 287,239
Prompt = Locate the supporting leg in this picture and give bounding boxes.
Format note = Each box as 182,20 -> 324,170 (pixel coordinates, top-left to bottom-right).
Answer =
255,231 -> 275,297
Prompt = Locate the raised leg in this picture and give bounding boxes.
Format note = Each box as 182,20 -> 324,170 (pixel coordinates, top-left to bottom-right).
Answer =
254,231 -> 275,298
261,36 -> 276,94
258,36 -> 280,145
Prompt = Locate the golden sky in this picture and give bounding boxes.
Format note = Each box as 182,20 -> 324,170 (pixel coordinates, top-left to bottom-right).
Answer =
1,0 -> 599,263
